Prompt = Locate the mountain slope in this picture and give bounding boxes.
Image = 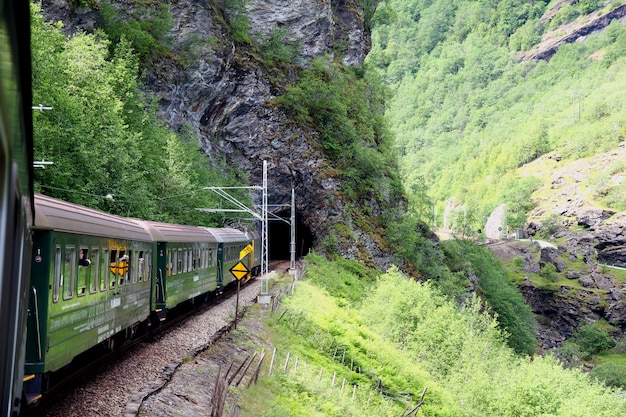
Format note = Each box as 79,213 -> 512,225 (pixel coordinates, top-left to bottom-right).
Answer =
367,0 -> 626,233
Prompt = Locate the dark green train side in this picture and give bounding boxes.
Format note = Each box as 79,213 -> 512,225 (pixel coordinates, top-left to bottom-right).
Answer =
23,194 -> 261,405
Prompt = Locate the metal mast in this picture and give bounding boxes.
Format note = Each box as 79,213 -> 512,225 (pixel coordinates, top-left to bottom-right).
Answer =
261,160 -> 269,295
290,189 -> 296,272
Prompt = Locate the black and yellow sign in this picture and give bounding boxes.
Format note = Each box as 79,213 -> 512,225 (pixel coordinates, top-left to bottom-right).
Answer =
239,244 -> 253,259
110,261 -> 129,276
229,261 -> 249,281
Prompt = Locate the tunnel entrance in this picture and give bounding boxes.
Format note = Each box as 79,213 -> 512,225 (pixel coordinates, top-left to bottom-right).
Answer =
268,209 -> 314,260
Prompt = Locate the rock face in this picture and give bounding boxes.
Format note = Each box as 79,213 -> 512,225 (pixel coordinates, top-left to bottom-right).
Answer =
522,3 -> 626,61
40,0 -> 397,269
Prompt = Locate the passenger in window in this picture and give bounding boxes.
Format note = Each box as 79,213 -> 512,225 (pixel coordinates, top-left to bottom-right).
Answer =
79,249 -> 91,266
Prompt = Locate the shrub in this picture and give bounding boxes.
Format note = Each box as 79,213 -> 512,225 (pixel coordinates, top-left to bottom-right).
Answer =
575,324 -> 616,358
540,263 -> 558,281
590,363 -> 626,389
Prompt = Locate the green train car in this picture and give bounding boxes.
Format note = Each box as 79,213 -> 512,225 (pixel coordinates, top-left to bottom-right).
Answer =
140,220 -> 219,320
23,194 -> 261,405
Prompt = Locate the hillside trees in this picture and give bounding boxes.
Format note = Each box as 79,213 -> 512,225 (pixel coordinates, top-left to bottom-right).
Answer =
30,4 -> 241,225
361,266 -> 626,417
368,0 -> 626,231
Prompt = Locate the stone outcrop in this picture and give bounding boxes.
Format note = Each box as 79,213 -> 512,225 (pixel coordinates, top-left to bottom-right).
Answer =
522,3 -> 626,61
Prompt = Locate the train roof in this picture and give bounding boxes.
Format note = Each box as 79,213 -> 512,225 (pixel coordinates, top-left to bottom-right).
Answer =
245,230 -> 260,240
137,220 -> 217,244
201,227 -> 248,243
34,194 -> 153,242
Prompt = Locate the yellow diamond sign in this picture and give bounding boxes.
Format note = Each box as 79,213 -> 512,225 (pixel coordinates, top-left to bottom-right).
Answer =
230,261 -> 250,281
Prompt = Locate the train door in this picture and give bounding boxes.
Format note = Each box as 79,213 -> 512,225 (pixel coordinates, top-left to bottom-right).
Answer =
154,242 -> 167,321
216,244 -> 224,293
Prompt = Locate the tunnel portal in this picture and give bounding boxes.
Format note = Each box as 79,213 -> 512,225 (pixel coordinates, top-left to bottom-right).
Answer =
268,209 -> 314,260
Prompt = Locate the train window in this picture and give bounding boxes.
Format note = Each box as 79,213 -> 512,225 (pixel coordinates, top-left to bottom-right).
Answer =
101,249 -> 108,291
172,249 -> 178,275
188,248 -> 192,272
77,248 -> 88,296
177,249 -> 183,274
192,248 -> 196,271
90,249 -> 99,293
208,248 -> 213,267
182,249 -> 188,273
63,247 -> 76,300
110,249 -> 117,288
167,249 -> 172,276
137,251 -> 144,282
145,252 -> 151,281
125,250 -> 133,284
118,250 -> 128,286
54,246 -> 61,302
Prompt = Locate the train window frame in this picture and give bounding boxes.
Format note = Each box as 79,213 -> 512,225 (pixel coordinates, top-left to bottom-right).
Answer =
182,249 -> 187,273
100,249 -> 108,291
172,249 -> 178,275
53,246 -> 61,302
137,251 -> 144,282
63,246 -> 76,300
147,252 -> 152,281
123,250 -> 132,285
167,248 -> 172,276
110,249 -> 117,289
187,248 -> 192,272
90,248 -> 99,294
77,247 -> 88,297
177,249 -> 183,274
130,250 -> 137,284
117,249 -> 127,287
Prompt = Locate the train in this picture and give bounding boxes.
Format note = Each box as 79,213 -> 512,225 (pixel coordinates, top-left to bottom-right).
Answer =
0,0 -> 35,416
0,1 -> 262,412
22,193 -> 262,405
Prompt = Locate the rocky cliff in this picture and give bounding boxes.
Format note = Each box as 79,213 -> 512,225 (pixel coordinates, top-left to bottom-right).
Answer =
42,0 -> 397,269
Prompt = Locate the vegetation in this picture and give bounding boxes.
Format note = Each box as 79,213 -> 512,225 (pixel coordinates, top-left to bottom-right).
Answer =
441,240 -> 537,355
367,0 -> 626,231
30,4 -> 247,225
242,256 -> 626,416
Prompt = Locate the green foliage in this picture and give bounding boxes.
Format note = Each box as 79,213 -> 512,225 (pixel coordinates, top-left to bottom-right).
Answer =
540,214 -> 561,237
575,324 -> 616,358
305,252 -> 379,304
252,257 -> 626,416
219,0 -> 252,44
30,4 -> 245,225
387,215 -> 466,296
368,0 -> 626,230
261,27 -> 301,68
273,57 -> 403,206
590,363 -> 626,389
441,239 -> 537,355
99,0 -> 172,64
512,255 -> 525,271
540,262 -> 558,282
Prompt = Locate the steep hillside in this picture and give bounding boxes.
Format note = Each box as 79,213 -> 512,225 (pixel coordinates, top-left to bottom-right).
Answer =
38,0 -> 405,269
368,0 -> 626,233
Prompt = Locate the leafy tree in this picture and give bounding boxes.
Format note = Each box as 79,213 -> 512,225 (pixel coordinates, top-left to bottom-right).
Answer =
442,239 -> 537,355
30,4 -> 245,226
590,363 -> 626,389
99,0 -> 173,64
575,324 -> 616,358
